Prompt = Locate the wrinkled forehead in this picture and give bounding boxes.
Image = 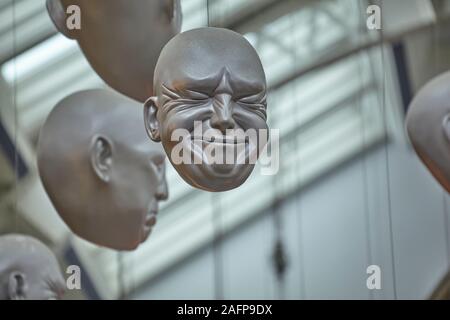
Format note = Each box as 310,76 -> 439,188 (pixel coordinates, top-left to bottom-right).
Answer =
155,30 -> 266,94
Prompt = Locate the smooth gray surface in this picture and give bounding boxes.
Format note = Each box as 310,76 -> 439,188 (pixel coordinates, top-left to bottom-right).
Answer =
37,89 -> 168,251
47,0 -> 182,102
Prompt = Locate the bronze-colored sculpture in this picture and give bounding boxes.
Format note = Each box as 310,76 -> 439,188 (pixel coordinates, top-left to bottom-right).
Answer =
37,89 -> 168,251
46,0 -> 182,102
144,27 -> 269,192
0,234 -> 65,300
406,71 -> 450,193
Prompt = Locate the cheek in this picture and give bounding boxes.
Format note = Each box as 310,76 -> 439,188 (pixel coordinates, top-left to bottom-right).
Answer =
254,118 -> 269,131
115,160 -> 154,205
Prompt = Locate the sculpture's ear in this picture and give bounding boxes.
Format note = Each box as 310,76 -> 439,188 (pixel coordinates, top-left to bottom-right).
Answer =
90,135 -> 114,183
162,0 -> 175,20
46,0 -> 76,39
8,272 -> 28,300
161,0 -> 182,28
144,97 -> 161,142
442,114 -> 450,143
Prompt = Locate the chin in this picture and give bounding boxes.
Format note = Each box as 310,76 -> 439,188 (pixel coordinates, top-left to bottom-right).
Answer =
141,227 -> 152,243
175,163 -> 255,192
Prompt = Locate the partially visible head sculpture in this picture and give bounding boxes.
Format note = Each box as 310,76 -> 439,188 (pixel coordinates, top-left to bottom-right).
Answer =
38,89 -> 168,251
406,71 -> 450,193
0,234 -> 65,300
46,0 -> 182,102
144,27 -> 268,192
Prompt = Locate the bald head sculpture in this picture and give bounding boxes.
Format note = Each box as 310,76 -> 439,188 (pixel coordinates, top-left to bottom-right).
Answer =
406,71 -> 450,193
38,89 -> 168,251
46,0 -> 182,102
0,234 -> 65,300
144,27 -> 268,192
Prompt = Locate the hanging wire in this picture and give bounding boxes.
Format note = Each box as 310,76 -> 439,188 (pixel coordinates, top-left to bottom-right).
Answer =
378,1 -> 398,299
11,0 -> 19,232
211,193 -> 224,300
206,0 -> 211,27
356,0 -> 374,300
269,133 -> 287,300
269,62 -> 288,300
292,9 -> 306,301
129,250 -> 136,299
117,252 -> 126,299
206,0 -> 225,300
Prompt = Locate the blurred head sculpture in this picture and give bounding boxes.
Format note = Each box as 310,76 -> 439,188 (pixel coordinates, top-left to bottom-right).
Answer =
38,89 -> 168,251
144,27 -> 268,192
46,0 -> 182,102
0,234 -> 65,300
406,71 -> 450,193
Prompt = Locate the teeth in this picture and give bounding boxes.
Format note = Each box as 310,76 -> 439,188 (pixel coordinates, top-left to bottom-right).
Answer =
191,136 -> 247,144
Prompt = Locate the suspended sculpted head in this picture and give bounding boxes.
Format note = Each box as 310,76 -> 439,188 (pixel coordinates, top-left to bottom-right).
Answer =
46,0 -> 182,102
406,71 -> 450,193
38,89 -> 168,251
144,27 -> 268,192
0,234 -> 65,300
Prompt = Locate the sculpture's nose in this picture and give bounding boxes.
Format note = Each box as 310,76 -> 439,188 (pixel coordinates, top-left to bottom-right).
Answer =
211,93 -> 236,133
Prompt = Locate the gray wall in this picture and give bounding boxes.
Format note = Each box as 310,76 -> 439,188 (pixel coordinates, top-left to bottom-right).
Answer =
132,140 -> 450,300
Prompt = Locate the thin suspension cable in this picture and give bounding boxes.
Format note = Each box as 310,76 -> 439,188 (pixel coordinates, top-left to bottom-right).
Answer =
357,0 -> 374,300
269,86 -> 287,299
379,2 -> 398,299
211,193 -> 224,300
293,10 -> 306,301
206,0 -> 224,301
117,252 -> 126,299
12,0 -> 18,232
206,0 -> 211,27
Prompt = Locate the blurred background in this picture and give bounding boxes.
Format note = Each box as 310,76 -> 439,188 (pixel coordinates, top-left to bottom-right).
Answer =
1,0 -> 450,300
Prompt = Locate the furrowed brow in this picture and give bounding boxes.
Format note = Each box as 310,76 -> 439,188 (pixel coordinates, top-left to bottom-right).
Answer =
161,84 -> 181,101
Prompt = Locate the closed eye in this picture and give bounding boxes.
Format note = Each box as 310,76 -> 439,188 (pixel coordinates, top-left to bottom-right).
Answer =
161,84 -> 181,101
161,84 -> 210,101
236,92 -> 267,120
237,91 -> 267,105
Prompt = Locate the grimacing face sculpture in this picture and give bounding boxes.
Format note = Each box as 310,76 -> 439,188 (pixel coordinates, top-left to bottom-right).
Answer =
0,234 -> 65,300
144,27 -> 268,192
38,89 -> 168,251
406,71 -> 450,193
46,0 -> 182,102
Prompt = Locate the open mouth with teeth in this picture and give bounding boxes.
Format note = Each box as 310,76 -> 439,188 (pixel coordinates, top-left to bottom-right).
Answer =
191,135 -> 248,145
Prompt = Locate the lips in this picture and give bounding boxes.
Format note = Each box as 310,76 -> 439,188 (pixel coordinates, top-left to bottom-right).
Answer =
145,203 -> 158,227
191,135 -> 247,144
145,214 -> 157,228
179,132 -> 258,169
